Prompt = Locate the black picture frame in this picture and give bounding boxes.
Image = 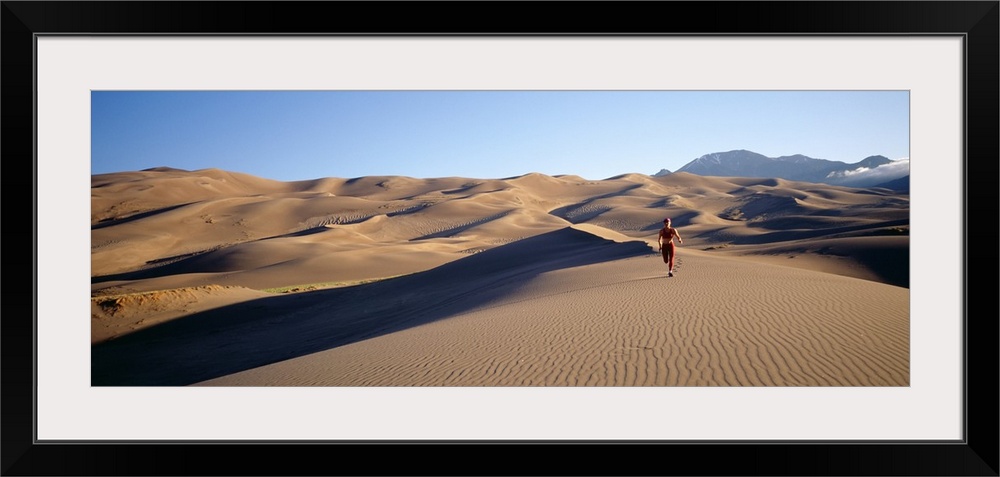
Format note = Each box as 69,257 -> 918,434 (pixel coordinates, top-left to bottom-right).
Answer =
3,1 -> 997,475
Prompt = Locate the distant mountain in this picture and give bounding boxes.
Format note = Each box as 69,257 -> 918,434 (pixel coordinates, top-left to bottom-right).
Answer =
874,175 -> 910,193
652,168 -> 672,177
665,150 -> 908,188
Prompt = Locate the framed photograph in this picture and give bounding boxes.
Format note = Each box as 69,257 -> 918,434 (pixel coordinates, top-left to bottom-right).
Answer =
4,1 -> 997,475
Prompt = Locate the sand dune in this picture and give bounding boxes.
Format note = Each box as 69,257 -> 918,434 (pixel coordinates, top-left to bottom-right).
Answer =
196,250 -> 908,387
91,167 -> 909,386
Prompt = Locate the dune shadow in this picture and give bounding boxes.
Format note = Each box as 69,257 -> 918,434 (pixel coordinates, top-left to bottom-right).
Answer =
262,226 -> 333,239
639,212 -> 697,232
412,210 -> 513,240
92,245 -> 233,284
439,182 -> 501,196
386,203 -> 431,217
548,183 -> 642,223
92,224 -> 345,285
849,245 -> 909,287
92,203 -> 193,230
726,218 -> 909,245
91,227 -> 651,386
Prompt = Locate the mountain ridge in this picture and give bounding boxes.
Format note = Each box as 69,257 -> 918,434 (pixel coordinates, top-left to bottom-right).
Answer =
661,149 -> 907,189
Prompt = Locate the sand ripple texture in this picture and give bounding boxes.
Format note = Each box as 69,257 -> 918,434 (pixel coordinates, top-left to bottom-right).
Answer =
198,250 -> 909,387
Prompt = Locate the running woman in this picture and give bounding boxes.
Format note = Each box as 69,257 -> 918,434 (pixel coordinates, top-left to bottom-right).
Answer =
658,217 -> 683,277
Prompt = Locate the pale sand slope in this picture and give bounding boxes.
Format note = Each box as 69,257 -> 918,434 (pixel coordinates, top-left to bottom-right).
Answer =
91,168 -> 909,386
92,169 -> 908,298
92,226 -> 908,387
91,285 -> 274,345
195,245 -> 908,387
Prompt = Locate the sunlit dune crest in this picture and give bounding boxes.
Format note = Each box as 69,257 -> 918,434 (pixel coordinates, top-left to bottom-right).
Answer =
91,167 -> 909,387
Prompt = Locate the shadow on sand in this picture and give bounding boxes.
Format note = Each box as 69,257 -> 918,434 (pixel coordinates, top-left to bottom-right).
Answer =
91,226 -> 651,386
91,203 -> 194,230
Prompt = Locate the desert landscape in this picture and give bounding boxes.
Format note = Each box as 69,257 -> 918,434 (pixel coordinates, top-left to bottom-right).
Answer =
91,167 -> 909,387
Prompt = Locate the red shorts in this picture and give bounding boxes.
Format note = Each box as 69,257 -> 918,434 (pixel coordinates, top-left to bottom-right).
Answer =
661,242 -> 676,269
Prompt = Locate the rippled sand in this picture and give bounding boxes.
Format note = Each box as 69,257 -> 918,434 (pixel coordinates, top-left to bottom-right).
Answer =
91,168 -> 909,386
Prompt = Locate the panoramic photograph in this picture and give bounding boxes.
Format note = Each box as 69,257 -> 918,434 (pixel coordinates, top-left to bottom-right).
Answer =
90,90 -> 910,387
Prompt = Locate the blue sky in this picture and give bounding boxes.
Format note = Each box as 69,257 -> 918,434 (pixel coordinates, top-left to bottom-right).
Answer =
92,90 -> 909,182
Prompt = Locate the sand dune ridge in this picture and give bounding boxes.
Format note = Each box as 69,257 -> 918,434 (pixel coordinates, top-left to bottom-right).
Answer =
91,167 -> 909,387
